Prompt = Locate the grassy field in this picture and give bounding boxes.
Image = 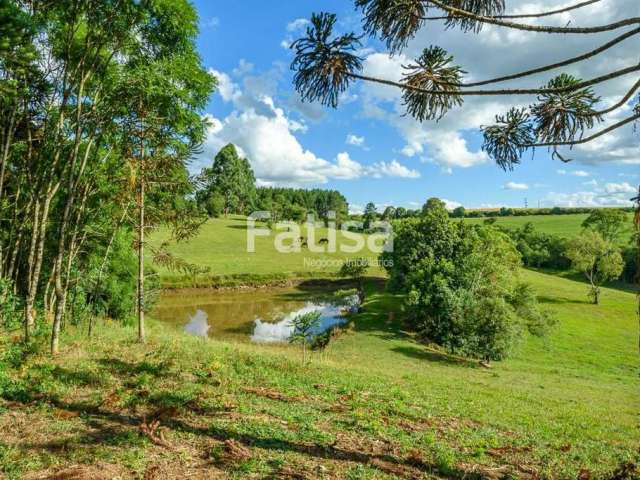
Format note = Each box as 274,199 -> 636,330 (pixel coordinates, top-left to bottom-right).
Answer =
1,270 -> 638,479
151,216 -> 385,287
463,213 -> 635,239
152,213 -> 635,288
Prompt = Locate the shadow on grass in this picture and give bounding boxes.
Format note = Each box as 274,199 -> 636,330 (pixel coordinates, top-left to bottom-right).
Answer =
96,358 -> 172,378
391,346 -> 480,368
10,386 -> 482,480
536,295 -> 588,306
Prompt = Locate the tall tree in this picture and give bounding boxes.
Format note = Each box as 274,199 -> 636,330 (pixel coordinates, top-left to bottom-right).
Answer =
197,144 -> 256,217
363,202 -> 377,230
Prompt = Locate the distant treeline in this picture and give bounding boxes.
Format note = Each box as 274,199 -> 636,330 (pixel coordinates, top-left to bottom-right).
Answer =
451,206 -> 635,218
196,144 -> 348,223
355,203 -> 634,223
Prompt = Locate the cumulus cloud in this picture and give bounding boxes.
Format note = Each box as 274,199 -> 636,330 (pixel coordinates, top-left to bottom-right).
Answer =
604,182 -> 637,194
201,66 -> 420,185
286,18 -> 310,32
370,160 -> 420,179
504,182 -> 529,190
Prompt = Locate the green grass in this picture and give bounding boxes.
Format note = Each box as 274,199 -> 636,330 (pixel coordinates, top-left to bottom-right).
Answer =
152,214 -> 635,288
1,270 -> 638,479
151,216 -> 385,287
463,213 -> 634,240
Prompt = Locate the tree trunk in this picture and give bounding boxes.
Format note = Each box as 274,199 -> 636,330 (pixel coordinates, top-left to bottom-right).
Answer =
137,148 -> 146,343
0,103 -> 18,278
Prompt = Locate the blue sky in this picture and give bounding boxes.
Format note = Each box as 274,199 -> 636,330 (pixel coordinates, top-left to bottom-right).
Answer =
191,0 -> 639,212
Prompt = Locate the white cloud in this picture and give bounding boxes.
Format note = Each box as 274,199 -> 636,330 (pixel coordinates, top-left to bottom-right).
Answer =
557,169 -> 591,177
583,179 -> 598,187
442,199 -> 462,210
545,191 -> 633,207
370,160 -> 421,179
545,181 -> 636,207
504,182 -> 529,190
604,182 -> 636,194
200,64 -> 420,185
286,18 -> 310,32
360,53 -> 492,169
572,170 -> 591,177
346,134 -> 366,147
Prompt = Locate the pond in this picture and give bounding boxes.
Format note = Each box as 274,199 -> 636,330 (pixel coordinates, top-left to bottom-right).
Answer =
153,285 -> 359,344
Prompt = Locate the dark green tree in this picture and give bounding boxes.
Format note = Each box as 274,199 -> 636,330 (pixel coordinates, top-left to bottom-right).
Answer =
451,206 -> 466,218
363,202 -> 377,230
197,144 -> 256,217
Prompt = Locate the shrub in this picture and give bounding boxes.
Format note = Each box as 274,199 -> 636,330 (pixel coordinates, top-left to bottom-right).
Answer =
384,204 -> 553,361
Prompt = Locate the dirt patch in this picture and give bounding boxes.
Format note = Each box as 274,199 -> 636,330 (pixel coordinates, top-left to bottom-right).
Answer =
241,386 -> 304,403
24,463 -> 128,480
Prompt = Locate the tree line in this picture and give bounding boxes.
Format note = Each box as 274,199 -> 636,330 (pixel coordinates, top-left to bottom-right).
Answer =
196,143 -> 349,224
0,0 -> 214,354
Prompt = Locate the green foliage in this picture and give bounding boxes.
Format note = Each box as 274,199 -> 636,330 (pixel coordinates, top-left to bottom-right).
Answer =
204,192 -> 226,218
504,222 -> 570,269
338,258 -> 370,281
582,208 -> 628,242
291,12 -> 363,108
289,310 -> 322,363
0,279 -> 20,331
197,144 -> 256,216
421,197 -> 447,217
566,231 -> 624,304
255,187 -> 348,224
402,46 -> 465,121
384,206 -> 553,360
363,202 -> 378,230
451,206 -> 466,218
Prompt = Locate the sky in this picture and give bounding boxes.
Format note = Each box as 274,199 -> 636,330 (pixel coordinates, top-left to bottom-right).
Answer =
191,0 -> 640,212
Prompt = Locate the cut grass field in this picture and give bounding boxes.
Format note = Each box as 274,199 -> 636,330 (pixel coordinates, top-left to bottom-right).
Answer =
1,270 -> 638,479
151,216 -> 385,288
463,213 -> 634,239
152,213 -> 635,288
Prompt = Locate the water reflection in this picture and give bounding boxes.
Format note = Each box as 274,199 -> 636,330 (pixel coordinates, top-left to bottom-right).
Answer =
184,310 -> 210,337
251,297 -> 358,343
154,287 -> 359,344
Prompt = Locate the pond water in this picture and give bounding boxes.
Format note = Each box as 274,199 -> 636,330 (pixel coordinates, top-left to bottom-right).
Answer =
153,286 -> 359,344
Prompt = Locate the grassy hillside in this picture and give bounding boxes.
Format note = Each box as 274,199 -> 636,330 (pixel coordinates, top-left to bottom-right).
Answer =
1,270 -> 638,479
152,213 -> 635,285
463,213 -> 634,240
151,216 -> 385,287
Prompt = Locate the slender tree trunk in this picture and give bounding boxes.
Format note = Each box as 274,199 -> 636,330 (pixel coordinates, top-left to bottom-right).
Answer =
24,199 -> 41,341
137,165 -> 146,343
137,133 -> 146,343
25,188 -> 56,340
0,103 -> 18,278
